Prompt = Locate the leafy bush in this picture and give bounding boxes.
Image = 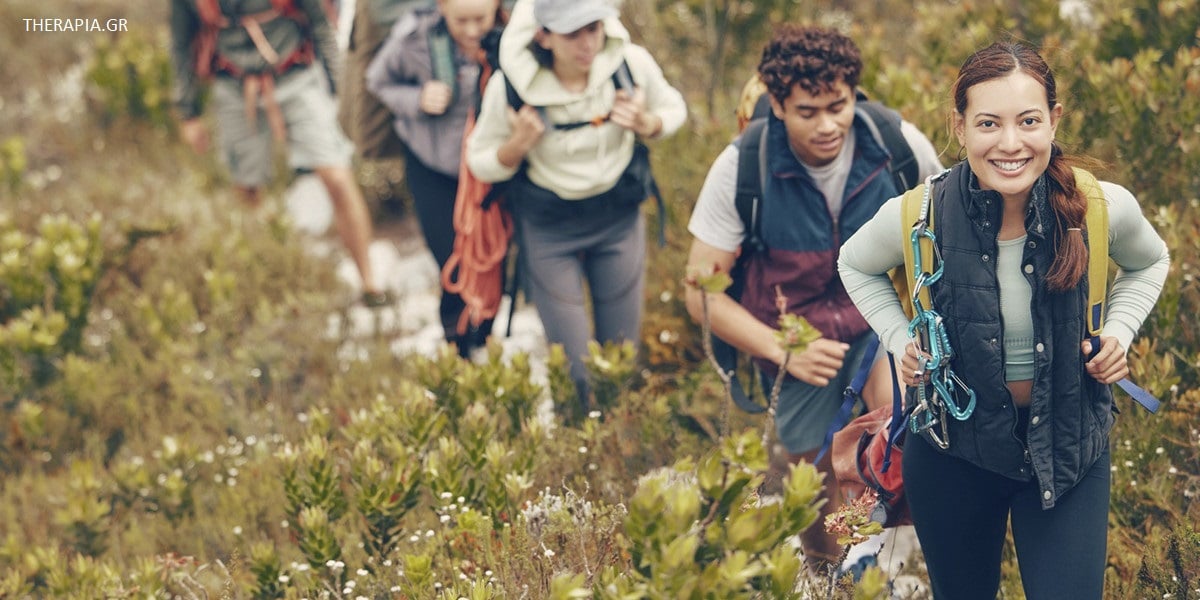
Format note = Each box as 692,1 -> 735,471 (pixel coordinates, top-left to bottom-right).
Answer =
0,213 -> 104,395
86,30 -> 175,129
0,137 -> 25,194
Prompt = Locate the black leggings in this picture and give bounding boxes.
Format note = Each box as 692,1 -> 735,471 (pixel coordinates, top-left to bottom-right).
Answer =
904,429 -> 1111,599
404,150 -> 492,346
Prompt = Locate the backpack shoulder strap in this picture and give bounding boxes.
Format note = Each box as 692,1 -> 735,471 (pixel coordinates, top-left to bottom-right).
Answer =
713,116 -> 771,415
507,59 -> 634,113
857,96 -> 918,193
429,20 -> 458,99
1072,167 -> 1160,413
734,117 -> 769,260
814,335 -> 880,464
612,59 -> 634,91
1074,167 -> 1109,337
502,70 -> 534,118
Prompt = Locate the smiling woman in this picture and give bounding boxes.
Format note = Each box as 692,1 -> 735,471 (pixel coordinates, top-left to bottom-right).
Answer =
838,41 -> 1171,600
953,61 -> 1062,224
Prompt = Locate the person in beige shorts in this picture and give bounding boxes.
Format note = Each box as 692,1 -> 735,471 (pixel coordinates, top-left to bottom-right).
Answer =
169,0 -> 387,305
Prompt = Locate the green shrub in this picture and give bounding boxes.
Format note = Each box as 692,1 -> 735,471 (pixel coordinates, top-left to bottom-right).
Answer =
86,30 -> 175,129
0,212 -> 104,394
0,137 -> 25,194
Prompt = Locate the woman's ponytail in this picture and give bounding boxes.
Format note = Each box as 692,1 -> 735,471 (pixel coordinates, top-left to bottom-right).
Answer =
1043,143 -> 1089,292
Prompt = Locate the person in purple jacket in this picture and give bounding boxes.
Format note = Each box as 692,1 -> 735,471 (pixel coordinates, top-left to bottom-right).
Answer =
366,0 -> 506,355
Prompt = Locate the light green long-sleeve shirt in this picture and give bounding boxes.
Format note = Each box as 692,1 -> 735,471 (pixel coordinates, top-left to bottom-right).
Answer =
838,179 -> 1170,361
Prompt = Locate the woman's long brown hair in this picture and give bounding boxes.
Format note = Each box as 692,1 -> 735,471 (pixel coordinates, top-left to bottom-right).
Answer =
952,42 -> 1088,292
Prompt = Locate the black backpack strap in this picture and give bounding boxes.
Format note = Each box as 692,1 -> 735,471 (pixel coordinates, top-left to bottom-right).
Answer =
856,98 -> 918,193
750,92 -> 772,123
715,116 -> 771,414
509,60 -> 635,129
610,59 -> 667,248
734,117 -> 769,263
612,58 -> 634,91
502,70 -> 525,112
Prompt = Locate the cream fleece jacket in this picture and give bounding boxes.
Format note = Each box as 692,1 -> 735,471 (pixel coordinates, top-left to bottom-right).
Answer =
464,0 -> 686,200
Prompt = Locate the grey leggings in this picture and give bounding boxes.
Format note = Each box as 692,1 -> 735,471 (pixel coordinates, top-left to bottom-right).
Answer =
516,207 -> 645,405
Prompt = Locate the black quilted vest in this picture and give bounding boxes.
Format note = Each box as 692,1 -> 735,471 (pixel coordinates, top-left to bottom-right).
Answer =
918,162 -> 1114,509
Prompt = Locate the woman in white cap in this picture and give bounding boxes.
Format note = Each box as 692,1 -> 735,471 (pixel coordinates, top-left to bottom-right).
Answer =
465,0 -> 686,417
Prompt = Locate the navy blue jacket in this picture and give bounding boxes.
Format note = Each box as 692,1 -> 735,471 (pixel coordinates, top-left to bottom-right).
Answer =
741,112 -> 900,375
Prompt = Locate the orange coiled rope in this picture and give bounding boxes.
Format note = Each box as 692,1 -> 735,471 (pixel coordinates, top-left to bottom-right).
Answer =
440,53 -> 512,335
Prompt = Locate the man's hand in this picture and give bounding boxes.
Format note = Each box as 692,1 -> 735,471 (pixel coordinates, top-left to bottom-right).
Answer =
180,118 -> 210,154
1082,336 -> 1128,385
419,81 -> 453,116
781,338 -> 850,387
610,88 -> 660,137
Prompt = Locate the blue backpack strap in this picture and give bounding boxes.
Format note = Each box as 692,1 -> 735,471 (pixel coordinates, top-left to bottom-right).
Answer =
814,336 -> 880,464
1116,378 -> 1160,413
881,355 -> 905,473
1084,337 -> 1160,413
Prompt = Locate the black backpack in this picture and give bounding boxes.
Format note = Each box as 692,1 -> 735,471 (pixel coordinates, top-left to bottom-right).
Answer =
717,90 -> 918,414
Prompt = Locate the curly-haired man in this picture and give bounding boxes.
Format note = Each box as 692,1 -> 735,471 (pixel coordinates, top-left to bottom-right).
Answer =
684,25 -> 942,573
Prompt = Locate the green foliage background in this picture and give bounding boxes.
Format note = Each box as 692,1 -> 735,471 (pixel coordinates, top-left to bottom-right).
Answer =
0,0 -> 1198,597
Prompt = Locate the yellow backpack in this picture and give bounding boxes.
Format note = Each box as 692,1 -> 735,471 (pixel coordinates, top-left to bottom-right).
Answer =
895,168 -> 1106,333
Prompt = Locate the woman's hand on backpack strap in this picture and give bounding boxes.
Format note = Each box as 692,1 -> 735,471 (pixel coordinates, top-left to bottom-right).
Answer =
506,105 -> 545,150
1082,336 -> 1129,385
611,88 -> 660,137
419,81 -> 453,116
496,105 -> 546,168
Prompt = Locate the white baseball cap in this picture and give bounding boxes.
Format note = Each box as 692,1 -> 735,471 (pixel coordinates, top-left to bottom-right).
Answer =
533,0 -> 619,34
